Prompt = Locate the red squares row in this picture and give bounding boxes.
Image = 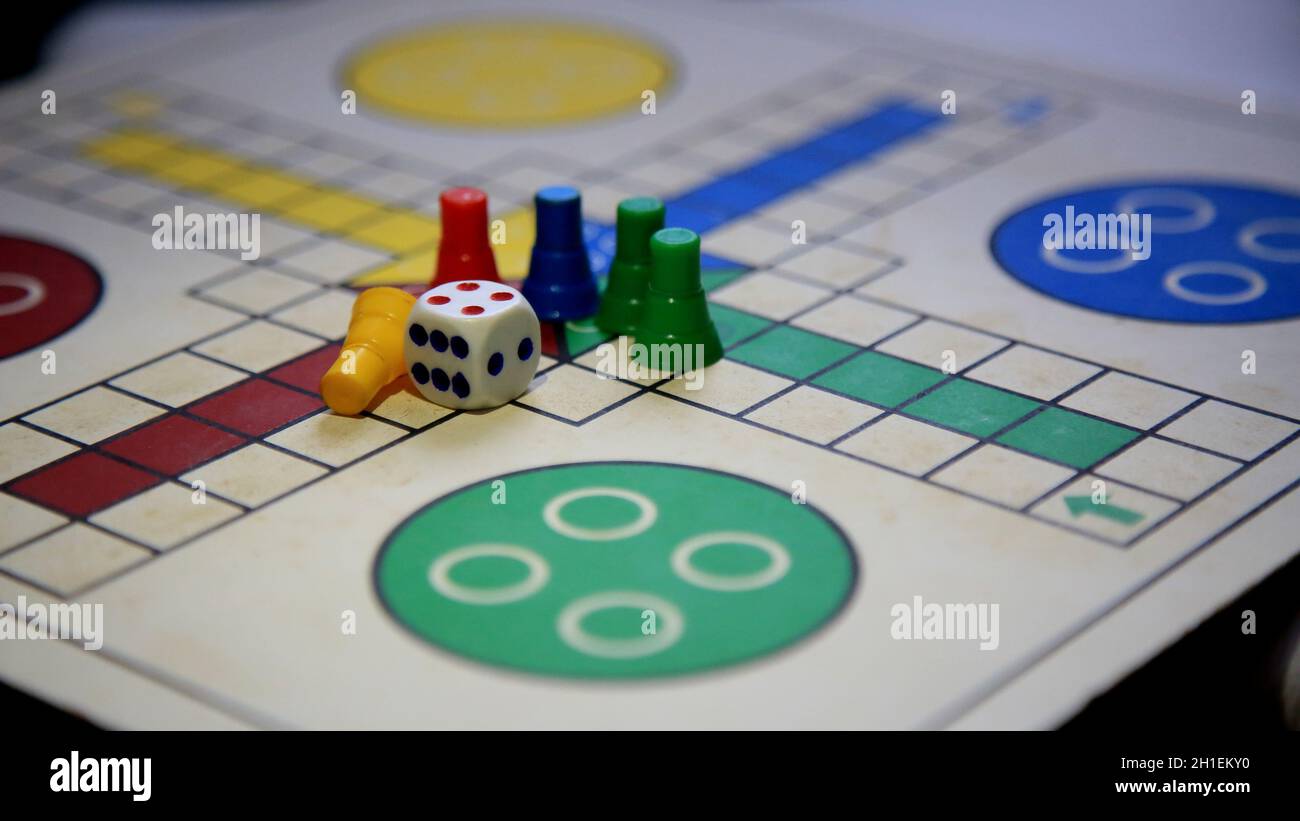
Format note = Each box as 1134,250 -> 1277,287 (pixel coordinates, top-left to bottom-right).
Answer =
6,347 -> 336,519
265,344 -> 341,394
7,414 -> 249,517
9,452 -> 157,517
103,415 -> 244,475
189,378 -> 321,436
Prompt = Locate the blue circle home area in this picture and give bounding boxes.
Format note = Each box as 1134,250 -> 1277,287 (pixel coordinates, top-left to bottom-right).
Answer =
991,181 -> 1300,323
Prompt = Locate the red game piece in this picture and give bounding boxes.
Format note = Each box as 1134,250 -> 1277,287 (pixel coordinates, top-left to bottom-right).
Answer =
431,187 -> 501,286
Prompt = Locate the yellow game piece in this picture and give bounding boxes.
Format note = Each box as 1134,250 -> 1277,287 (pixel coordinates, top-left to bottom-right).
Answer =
320,287 -> 416,415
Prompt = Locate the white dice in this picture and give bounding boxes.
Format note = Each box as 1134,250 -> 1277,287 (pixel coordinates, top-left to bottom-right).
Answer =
404,280 -> 541,410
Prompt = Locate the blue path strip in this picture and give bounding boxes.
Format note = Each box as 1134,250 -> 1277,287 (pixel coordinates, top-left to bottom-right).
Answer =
663,98 -> 945,235
583,96 -> 949,273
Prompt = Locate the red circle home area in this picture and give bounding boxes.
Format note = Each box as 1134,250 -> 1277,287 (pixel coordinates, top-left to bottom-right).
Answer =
0,236 -> 102,359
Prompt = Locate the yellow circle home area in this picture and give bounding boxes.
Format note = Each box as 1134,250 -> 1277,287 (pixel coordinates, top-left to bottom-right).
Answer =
342,20 -> 673,128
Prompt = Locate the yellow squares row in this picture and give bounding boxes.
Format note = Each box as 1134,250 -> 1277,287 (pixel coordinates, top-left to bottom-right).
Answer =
81,126 -> 545,284
82,129 -> 181,168
218,169 -> 315,207
348,210 -> 441,254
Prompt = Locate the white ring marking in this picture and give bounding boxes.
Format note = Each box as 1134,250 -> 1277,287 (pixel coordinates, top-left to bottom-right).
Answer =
556,591 -> 684,659
0,273 -> 46,317
428,543 -> 549,605
1114,188 -> 1215,233
543,486 -> 657,541
1040,243 -> 1137,274
671,531 -> 791,592
1238,217 -> 1300,263
1163,261 -> 1267,306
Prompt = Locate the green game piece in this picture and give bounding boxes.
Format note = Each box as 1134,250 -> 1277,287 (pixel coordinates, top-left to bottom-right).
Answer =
562,317 -> 612,357
903,379 -> 1041,438
996,406 -> 1139,468
813,351 -> 945,408
728,325 -> 857,379
374,462 -> 855,678
635,228 -> 723,368
595,197 -> 665,335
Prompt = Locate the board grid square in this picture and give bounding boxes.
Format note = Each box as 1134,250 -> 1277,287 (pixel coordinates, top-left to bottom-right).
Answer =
101,415 -> 246,476
656,360 -> 793,416
264,412 -> 406,468
265,344 -> 344,394
963,344 -> 1102,402
727,325 -> 858,380
7,451 -> 160,517
109,352 -> 249,408
929,444 -> 1076,510
181,443 -> 328,507
0,424 -> 79,484
191,320 -> 325,373
813,350 -> 946,409
0,523 -> 152,596
188,379 -> 322,436
903,379 -> 1042,438
1059,372 -> 1199,431
22,386 -> 166,446
0,492 -> 67,553
744,385 -> 883,445
996,407 -> 1141,470
89,481 -> 243,550
835,413 -> 977,476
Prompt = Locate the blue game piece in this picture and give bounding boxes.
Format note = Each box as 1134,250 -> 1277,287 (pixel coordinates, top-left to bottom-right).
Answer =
522,186 -> 599,321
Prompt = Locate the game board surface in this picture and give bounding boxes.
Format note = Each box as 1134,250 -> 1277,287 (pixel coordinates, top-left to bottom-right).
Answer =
0,0 -> 1297,729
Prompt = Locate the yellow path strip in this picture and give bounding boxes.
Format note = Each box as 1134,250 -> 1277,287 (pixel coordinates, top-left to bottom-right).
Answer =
81,127 -> 536,284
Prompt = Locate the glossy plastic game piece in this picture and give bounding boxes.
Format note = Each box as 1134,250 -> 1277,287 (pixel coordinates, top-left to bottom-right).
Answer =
521,186 -> 598,320
635,228 -> 723,368
595,196 -> 665,335
320,287 -> 416,415
404,280 -> 541,410
432,187 -> 501,286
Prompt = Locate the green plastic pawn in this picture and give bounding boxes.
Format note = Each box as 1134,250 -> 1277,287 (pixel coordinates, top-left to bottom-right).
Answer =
595,197 -> 665,335
635,227 -> 723,369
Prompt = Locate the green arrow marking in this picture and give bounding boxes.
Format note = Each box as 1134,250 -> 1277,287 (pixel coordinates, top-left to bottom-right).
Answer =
1065,495 -> 1144,526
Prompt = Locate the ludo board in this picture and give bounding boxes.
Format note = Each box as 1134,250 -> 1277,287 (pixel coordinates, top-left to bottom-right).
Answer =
0,0 -> 1297,729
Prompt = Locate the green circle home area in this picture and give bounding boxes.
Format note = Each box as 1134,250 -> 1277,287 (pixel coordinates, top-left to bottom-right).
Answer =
374,462 -> 857,678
